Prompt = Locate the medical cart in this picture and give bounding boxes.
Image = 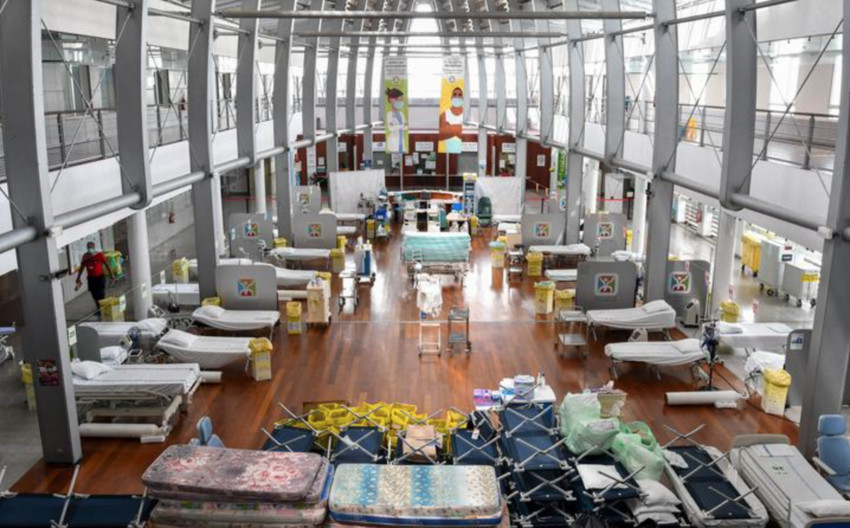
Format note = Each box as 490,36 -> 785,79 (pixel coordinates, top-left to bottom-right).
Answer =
447,307 -> 471,354
780,261 -> 820,307
338,269 -> 359,311
554,310 -> 587,358
758,239 -> 791,297
507,248 -> 524,282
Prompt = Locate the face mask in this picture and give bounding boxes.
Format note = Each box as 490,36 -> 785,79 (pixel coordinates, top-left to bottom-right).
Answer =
451,97 -> 463,108
393,100 -> 404,110
87,248 -> 96,255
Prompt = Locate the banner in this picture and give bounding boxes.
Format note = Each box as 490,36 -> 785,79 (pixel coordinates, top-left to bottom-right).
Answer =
438,56 -> 465,154
383,57 -> 409,153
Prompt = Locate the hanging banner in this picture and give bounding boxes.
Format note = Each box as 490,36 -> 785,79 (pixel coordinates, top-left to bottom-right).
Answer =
438,56 -> 465,154
383,57 -> 409,153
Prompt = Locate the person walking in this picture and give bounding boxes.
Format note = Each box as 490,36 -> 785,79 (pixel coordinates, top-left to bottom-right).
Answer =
75,241 -> 113,318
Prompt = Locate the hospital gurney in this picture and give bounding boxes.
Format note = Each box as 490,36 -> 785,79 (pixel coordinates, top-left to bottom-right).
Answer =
528,244 -> 592,269
587,300 -> 677,338
151,282 -> 200,308
665,426 -> 769,528
268,247 -> 332,270
716,322 -> 793,351
732,434 -> 850,528
0,465 -> 156,528
192,305 -> 280,335
154,329 -> 251,369
401,232 -> 471,284
605,338 -> 707,379
76,318 -> 170,363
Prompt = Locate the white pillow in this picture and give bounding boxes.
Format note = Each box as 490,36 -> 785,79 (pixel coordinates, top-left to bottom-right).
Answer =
71,360 -> 113,380
642,300 -> 671,314
160,330 -> 197,348
577,464 -> 625,490
197,305 -> 225,319
99,346 -> 124,361
718,321 -> 743,334
137,318 -> 165,333
638,479 -> 681,507
797,500 -> 850,518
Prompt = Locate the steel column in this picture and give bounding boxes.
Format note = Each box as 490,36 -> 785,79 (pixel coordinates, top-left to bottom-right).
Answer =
323,0 -> 344,173
534,0 -> 555,143
274,0 -> 296,240
631,177 -> 648,254
236,0 -> 260,165
114,0 -> 153,208
302,0 -> 324,177
643,0 -> 678,301
510,0 -> 528,182
188,0 -> 220,298
0,0 -> 81,464
799,0 -> 850,457
602,0 -> 625,165
564,0 -> 585,244
127,210 -> 152,318
711,209 -> 738,312
218,9 -> 651,20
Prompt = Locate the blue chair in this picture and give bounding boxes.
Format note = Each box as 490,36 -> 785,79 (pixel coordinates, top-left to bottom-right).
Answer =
197,416 -> 214,446
814,414 -> 850,495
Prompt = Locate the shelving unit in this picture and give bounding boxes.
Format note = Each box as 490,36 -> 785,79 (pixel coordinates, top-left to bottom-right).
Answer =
447,307 -> 471,354
463,179 -> 476,215
554,309 -> 587,358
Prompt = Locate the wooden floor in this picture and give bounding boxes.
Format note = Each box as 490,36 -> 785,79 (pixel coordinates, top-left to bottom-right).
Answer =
13,225 -> 797,495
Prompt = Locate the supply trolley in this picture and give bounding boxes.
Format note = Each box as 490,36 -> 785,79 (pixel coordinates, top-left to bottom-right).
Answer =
338,269 -> 359,311
554,309 -> 587,358
447,307 -> 471,354
779,260 -> 820,307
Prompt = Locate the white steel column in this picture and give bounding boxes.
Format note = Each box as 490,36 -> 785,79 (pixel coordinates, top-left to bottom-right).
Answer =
0,0 -> 82,463
324,0 -> 344,172
710,210 -> 738,312
476,39 -> 489,176
252,161 -> 267,214
511,0 -> 528,182
212,171 -> 226,252
602,0 -> 624,165
564,0 -> 584,244
274,0 -> 296,240
586,163 -> 599,214
127,210 -> 152,317
631,178 -> 648,254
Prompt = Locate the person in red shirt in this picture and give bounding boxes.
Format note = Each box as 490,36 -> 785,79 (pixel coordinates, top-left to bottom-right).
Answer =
76,241 -> 114,317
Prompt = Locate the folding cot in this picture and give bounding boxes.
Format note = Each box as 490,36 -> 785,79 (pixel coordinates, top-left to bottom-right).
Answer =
732,434 -> 850,528
571,452 -> 644,524
260,403 -> 323,454
154,329 -> 252,369
192,305 -> 280,334
527,244 -> 592,269
451,412 -> 503,466
586,300 -> 677,338
664,427 -> 769,528
716,322 -> 793,350
604,338 -> 707,379
268,247 -> 332,270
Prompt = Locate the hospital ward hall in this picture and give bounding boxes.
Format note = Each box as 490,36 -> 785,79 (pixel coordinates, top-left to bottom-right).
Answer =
1,0 -> 850,527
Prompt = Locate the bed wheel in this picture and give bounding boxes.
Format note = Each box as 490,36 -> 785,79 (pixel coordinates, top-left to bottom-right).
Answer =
811,299 -> 817,307
796,299 -> 803,308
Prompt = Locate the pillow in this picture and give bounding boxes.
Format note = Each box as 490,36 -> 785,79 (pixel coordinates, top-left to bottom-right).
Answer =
638,479 -> 681,507
160,330 -> 197,348
642,300 -> 671,314
99,346 -> 124,361
796,500 -> 850,518
577,464 -> 625,490
137,318 -> 166,333
717,321 -> 743,334
71,360 -> 113,380
197,305 -> 225,319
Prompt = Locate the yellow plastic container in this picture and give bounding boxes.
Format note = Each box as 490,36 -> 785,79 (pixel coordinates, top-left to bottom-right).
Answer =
720,301 -> 740,323
555,289 -> 576,312
330,249 -> 345,274
249,338 -> 273,381
104,250 -> 123,276
626,229 -> 633,251
202,296 -> 222,307
20,363 -> 35,410
762,368 -> 791,416
274,237 -> 288,249
366,219 -> 376,239
337,236 -> 347,251
286,301 -> 302,335
98,297 -> 124,322
172,258 -> 190,283
534,281 -> 556,315
526,252 -> 544,277
490,241 -> 506,269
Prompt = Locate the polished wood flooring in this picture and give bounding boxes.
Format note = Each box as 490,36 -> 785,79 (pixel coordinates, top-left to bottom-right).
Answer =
13,225 -> 797,495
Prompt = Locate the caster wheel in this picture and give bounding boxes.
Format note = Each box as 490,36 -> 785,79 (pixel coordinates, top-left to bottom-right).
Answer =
767,289 -> 775,297
797,299 -> 803,308
759,283 -> 765,291
753,271 -> 758,279
811,299 -> 817,307
784,294 -> 790,301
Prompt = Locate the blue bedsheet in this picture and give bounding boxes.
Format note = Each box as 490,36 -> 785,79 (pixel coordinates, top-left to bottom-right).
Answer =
401,233 -> 471,263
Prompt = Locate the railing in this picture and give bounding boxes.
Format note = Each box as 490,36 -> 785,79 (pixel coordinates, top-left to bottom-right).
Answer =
584,100 -> 837,172
0,96 -> 275,181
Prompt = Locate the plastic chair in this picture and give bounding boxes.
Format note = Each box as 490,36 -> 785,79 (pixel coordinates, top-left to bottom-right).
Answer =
477,197 -> 493,227
197,416 -> 214,446
814,414 -> 850,495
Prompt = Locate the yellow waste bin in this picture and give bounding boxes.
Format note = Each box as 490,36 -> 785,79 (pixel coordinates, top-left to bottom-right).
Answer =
202,297 -> 222,307
330,249 -> 345,274
98,297 -> 124,321
626,229 -> 633,251
469,216 -> 480,236
20,363 -> 35,410
720,301 -> 740,323
104,250 -> 124,277
274,237 -> 288,249
172,258 -> 190,283
286,301 -> 302,335
762,368 -> 791,416
490,241 -> 506,269
534,281 -> 556,315
366,219 -> 376,239
337,235 -> 347,251
526,252 -> 544,277
249,337 -> 274,381
555,289 -> 576,312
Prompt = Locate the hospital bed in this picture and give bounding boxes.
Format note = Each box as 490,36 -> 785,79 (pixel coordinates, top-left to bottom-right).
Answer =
587,300 -> 677,338
401,232 -> 471,284
717,322 -> 793,350
732,434 -> 850,528
73,362 -> 202,443
78,318 -> 168,349
268,247 -> 331,270
605,338 -> 707,379
154,329 -> 251,369
545,269 -> 577,283
666,427 -> 769,528
493,214 -> 522,225
190,259 -> 320,290
528,243 -> 592,269
192,305 -> 280,336
151,282 -> 200,307
188,257 -> 252,278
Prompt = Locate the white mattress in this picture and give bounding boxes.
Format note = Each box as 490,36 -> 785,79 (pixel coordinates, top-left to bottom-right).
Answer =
497,222 -> 521,234
78,318 -> 168,340
587,300 -> 677,330
188,258 -> 252,276
337,213 -> 366,222
155,330 -> 251,369
734,441 -> 844,528
545,269 -> 577,282
338,226 -> 357,236
73,364 -> 200,397
192,307 -> 281,331
605,339 -> 706,366
151,283 -> 200,306
718,322 -> 793,350
493,214 -> 521,224
275,268 -> 318,289
528,243 -> 592,256
99,346 -> 129,367
269,248 -> 331,261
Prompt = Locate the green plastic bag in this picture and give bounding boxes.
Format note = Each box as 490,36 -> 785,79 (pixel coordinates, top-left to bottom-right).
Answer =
610,432 -> 665,481
620,421 -> 658,451
559,393 -> 620,454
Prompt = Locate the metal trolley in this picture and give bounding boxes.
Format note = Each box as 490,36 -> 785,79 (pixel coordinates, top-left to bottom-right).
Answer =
447,307 -> 471,354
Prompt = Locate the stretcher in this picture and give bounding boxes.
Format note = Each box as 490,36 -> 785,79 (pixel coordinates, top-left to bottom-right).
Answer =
192,305 -> 280,333
587,300 -> 677,338
268,247 -> 332,270
732,434 -> 850,528
154,329 -> 251,369
605,338 -> 707,379
544,269 -> 577,283
151,283 -> 200,307
716,322 -> 793,350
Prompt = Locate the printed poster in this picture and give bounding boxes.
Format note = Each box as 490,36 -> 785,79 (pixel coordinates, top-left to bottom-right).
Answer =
37,359 -> 60,386
438,56 -> 465,154
237,278 -> 257,298
668,272 -> 692,294
383,57 -> 409,153
307,223 -> 322,238
595,273 -> 619,297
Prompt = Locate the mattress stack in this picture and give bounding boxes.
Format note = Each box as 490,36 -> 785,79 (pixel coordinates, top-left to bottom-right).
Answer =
328,464 -> 506,527
142,445 -> 333,527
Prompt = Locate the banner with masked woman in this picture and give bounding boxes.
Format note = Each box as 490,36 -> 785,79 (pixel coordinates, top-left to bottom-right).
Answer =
438,56 -> 465,154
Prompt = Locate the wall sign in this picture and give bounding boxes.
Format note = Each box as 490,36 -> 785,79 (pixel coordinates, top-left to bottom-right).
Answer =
461,142 -> 478,153
502,142 -> 517,153
668,272 -> 692,294
238,278 -> 257,298
415,141 -> 435,152
383,56 -> 409,153
595,273 -> 619,297
373,141 -> 386,151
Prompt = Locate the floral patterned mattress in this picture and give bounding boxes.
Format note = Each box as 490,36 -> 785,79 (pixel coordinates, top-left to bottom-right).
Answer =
142,445 -> 327,503
328,465 -> 502,526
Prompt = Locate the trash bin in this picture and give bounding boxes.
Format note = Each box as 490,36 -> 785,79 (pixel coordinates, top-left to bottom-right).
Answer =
469,216 -> 479,236
527,252 -> 544,277
534,281 -> 556,315
720,301 -> 740,323
98,297 -> 124,321
330,249 -> 345,274
249,337 -> 273,381
490,241 -> 506,269
202,297 -> 222,307
762,368 -> 791,416
172,258 -> 190,284
20,363 -> 35,411
337,235 -> 347,251
555,289 -> 576,312
286,301 -> 302,335
104,250 -> 124,278
273,237 -> 288,249
366,219 -> 376,239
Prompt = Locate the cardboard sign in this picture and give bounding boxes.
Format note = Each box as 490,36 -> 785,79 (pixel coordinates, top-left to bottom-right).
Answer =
595,273 -> 619,297
237,278 -> 257,298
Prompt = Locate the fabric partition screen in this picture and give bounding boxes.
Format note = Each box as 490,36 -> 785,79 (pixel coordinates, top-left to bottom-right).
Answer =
215,263 -> 279,311
329,169 -> 387,214
474,177 -> 524,215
